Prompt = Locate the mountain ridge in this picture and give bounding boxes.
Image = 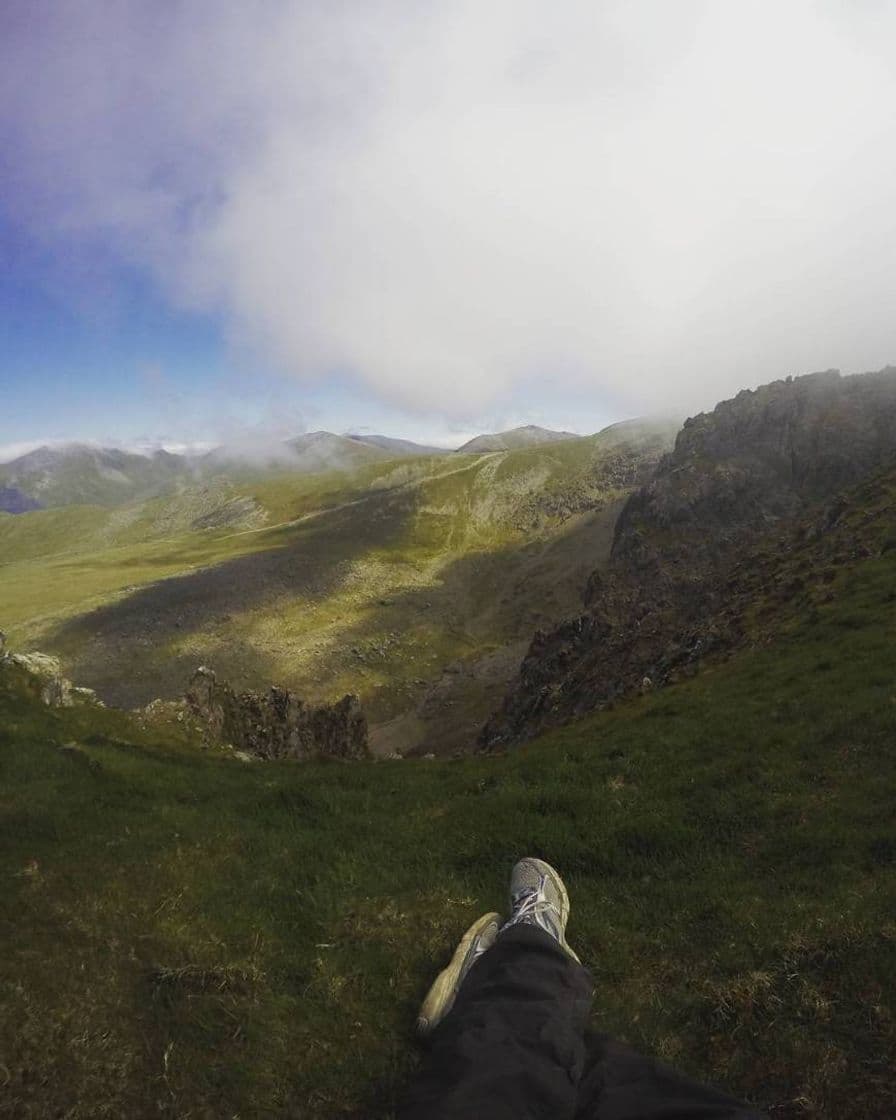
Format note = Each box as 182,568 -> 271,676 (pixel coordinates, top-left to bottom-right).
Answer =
482,366 -> 896,746
0,427 -> 581,509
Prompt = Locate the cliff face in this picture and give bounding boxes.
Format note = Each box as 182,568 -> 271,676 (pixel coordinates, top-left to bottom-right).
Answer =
481,368 -> 896,747
185,667 -> 369,761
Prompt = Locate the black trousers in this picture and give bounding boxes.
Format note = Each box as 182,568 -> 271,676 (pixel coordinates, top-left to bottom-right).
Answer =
399,925 -> 767,1120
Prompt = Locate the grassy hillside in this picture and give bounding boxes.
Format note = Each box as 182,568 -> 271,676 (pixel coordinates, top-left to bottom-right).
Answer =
0,432 -> 666,754
2,544 -> 894,1118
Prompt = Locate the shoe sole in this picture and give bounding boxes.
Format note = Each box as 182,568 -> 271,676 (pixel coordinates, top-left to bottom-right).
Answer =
416,911 -> 501,1035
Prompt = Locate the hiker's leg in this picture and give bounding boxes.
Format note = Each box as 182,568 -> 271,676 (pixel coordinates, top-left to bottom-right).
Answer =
398,924 -> 594,1120
573,1033 -> 767,1120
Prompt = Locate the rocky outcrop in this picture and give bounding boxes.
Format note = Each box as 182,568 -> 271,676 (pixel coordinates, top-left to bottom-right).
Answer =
184,667 -> 369,761
481,368 -> 896,747
0,645 -> 102,708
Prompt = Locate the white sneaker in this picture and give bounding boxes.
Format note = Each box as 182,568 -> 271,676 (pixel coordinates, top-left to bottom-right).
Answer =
416,911 -> 501,1035
501,857 -> 580,963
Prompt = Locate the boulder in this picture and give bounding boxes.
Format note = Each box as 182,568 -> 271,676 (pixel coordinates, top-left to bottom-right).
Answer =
3,652 -> 73,707
0,644 -> 104,708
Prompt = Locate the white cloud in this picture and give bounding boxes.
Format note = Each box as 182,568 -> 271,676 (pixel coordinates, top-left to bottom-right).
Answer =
0,438 -> 220,464
3,1 -> 896,421
0,440 -> 57,464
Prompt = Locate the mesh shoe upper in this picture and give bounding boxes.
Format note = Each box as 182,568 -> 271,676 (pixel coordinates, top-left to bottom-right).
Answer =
501,857 -> 580,963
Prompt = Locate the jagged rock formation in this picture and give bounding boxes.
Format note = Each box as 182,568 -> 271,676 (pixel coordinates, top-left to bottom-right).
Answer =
184,667 -> 369,761
481,368 -> 896,747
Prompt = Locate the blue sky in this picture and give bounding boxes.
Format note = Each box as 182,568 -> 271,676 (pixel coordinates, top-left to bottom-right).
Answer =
0,205 -> 620,460
3,2 -> 896,461
1,215 -> 222,449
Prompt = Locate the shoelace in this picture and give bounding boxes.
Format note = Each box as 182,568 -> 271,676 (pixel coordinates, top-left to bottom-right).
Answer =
503,876 -> 560,934
503,875 -> 581,963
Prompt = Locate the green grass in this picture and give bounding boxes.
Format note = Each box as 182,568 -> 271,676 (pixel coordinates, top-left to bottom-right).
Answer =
2,552 -> 895,1117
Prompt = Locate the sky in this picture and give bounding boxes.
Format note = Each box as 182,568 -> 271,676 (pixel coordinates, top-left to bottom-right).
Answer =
2,0 -> 896,460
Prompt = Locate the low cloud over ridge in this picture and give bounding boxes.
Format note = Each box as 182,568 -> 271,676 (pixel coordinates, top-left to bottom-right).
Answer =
3,1 -> 896,419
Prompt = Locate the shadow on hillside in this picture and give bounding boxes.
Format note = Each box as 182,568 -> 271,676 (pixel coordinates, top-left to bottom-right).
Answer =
46,487 -> 419,706
45,491 -> 623,723
336,502 -> 624,754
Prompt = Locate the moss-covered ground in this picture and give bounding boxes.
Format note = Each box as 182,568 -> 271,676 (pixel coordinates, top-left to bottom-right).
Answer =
2,547 -> 894,1118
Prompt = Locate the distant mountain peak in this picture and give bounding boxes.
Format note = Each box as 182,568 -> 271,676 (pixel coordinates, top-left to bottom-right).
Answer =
455,425 -> 581,454
345,433 -> 445,456
0,442 -> 190,509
